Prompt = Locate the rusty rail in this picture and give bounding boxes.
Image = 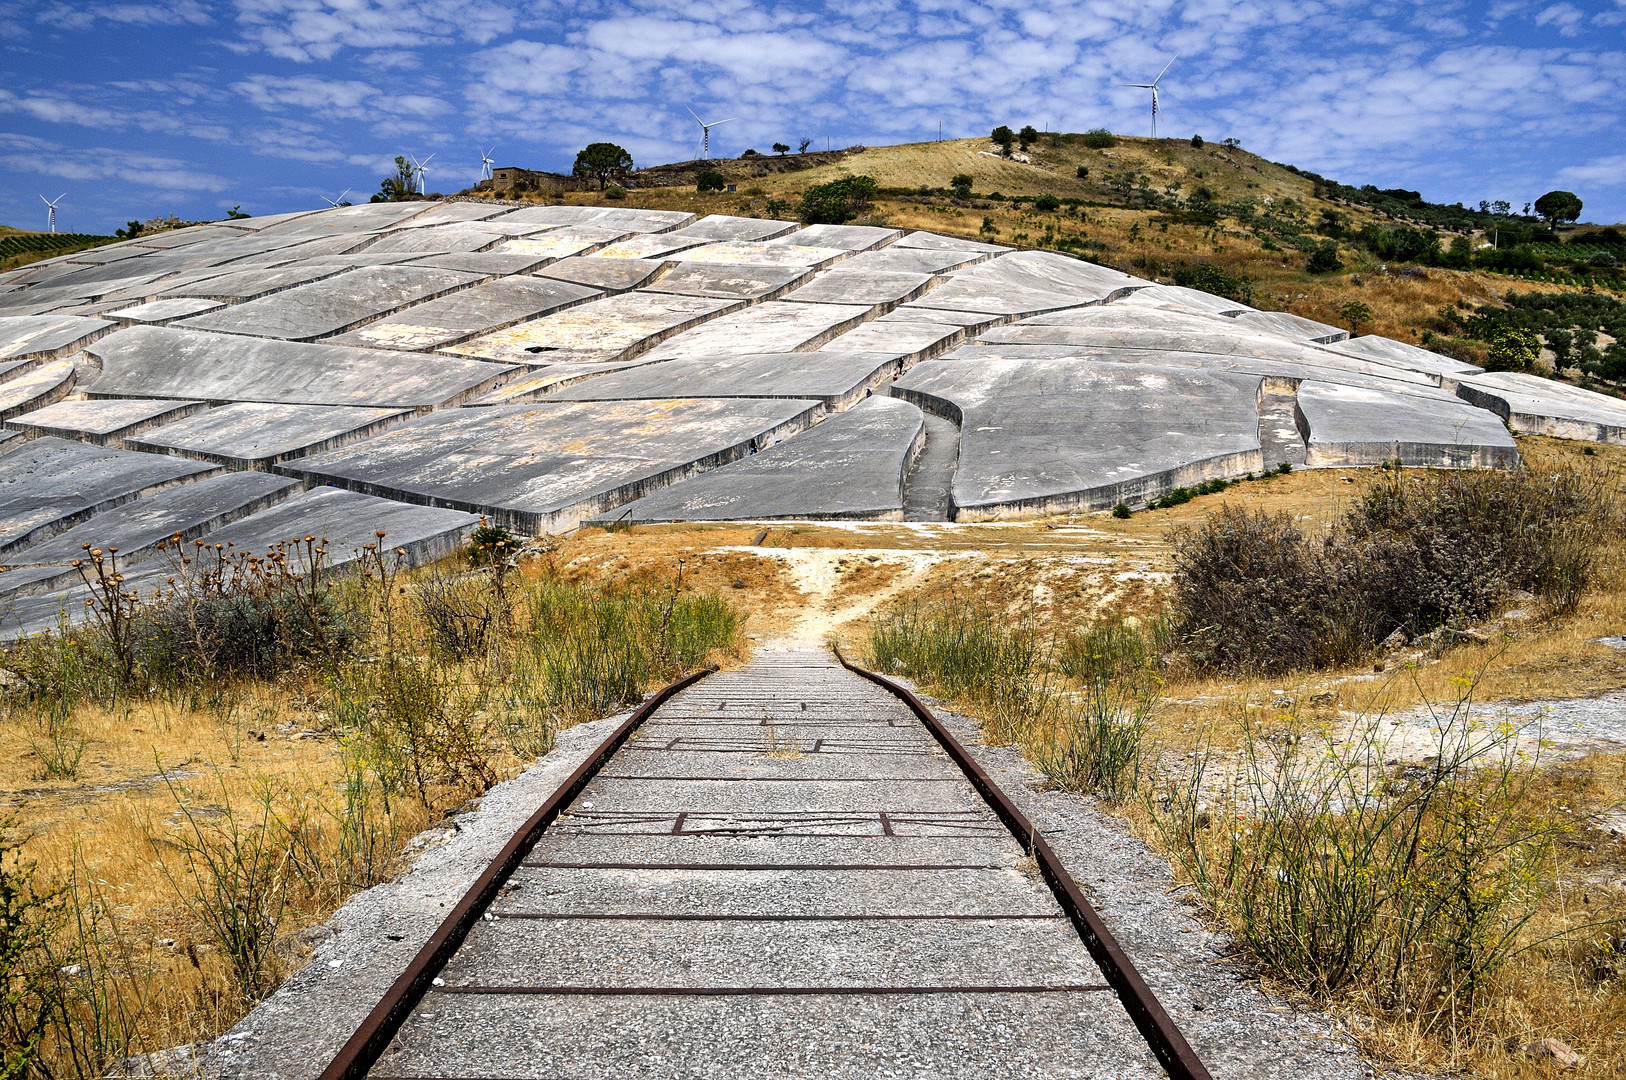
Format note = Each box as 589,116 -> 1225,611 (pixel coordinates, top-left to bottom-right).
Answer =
316,666 -> 715,1080
833,647 -> 1215,1080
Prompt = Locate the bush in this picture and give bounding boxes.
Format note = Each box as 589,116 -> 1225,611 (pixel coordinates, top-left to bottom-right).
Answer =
1172,465 -> 1613,674
1305,239 -> 1342,273
1112,502 -> 1131,519
1170,262 -> 1253,304
1190,134 -> 1203,148
1155,688 -> 1561,1022
990,125 -> 1015,154
949,173 -> 973,199
1033,193 -> 1060,212
1081,128 -> 1117,148
696,170 -> 726,193
799,175 -> 878,225
1484,325 -> 1539,372
1075,165 -> 1089,179
1017,124 -> 1038,150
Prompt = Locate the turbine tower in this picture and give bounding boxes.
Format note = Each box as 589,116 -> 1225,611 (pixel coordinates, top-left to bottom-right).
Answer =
322,189 -> 351,208
40,193 -> 65,233
1122,54 -> 1178,139
479,145 -> 496,182
411,153 -> 435,195
686,107 -> 735,161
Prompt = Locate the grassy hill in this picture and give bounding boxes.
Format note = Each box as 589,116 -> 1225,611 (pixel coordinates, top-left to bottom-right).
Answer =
464,133 -> 1626,385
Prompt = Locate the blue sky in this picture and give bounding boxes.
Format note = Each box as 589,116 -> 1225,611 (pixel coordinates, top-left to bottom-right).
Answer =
2,0 -> 1624,234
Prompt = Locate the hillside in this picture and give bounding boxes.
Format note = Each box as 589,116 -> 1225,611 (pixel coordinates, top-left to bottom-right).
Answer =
0,226 -> 117,272
462,133 -> 1626,384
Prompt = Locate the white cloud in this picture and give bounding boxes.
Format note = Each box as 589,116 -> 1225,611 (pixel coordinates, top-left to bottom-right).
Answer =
229,0 -> 516,61
0,132 -> 231,190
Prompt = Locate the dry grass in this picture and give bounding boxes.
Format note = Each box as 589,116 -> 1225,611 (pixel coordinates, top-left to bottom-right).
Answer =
1,552 -> 741,1072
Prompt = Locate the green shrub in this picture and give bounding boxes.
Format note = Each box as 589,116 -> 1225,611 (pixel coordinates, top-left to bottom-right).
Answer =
950,173 -> 973,199
1076,165 -> 1089,179
798,175 -> 878,225
1155,687 -> 1561,1022
1305,239 -> 1342,273
1171,465 -> 1613,674
1112,503 -> 1131,519
1033,193 -> 1060,212
1170,262 -> 1253,304
1484,326 -> 1540,372
696,170 -> 726,193
1081,129 -> 1117,148
1190,134 -> 1203,148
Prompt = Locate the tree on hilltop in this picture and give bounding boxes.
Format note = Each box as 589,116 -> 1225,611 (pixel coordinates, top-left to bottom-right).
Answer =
773,142 -> 790,155
990,126 -> 1015,155
1018,125 -> 1038,151
371,156 -> 418,202
573,142 -> 633,190
1534,190 -> 1583,229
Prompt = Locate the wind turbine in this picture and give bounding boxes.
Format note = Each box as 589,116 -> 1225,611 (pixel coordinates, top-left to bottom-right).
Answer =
1122,54 -> 1178,139
41,193 -> 65,233
686,107 -> 735,160
410,153 -> 435,195
479,145 -> 496,182
322,189 -> 351,208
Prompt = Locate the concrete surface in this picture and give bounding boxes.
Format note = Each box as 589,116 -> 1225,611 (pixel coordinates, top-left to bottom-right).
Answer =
641,261 -> 813,301
4,397 -> 204,446
1455,371 -> 1626,442
0,314 -> 115,359
783,267 -> 936,311
327,276 -> 601,351
0,360 -> 78,422
643,301 -> 870,360
535,256 -> 667,292
286,397 -> 825,533
126,402 -> 414,466
890,357 -> 1263,518
177,265 -> 481,341
1295,380 -> 1520,467
547,351 -> 903,409
85,327 -> 515,407
0,436 -> 218,554
445,292 -> 741,366
595,396 -> 923,522
105,297 -> 226,325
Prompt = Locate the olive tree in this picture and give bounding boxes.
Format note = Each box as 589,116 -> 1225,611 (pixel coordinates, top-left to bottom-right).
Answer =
572,142 -> 633,190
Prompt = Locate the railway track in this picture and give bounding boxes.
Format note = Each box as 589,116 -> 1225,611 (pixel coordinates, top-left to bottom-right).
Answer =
320,647 -> 1212,1080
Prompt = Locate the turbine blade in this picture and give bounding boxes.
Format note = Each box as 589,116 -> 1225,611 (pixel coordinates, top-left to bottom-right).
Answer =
686,105 -> 704,124
1152,54 -> 1178,85
714,117 -> 736,125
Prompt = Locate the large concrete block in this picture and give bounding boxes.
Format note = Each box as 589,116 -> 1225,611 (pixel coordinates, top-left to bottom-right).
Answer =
0,315 -> 116,360
767,224 -> 901,251
494,227 -> 632,262
286,398 -> 825,534
5,471 -> 302,569
84,327 -> 516,408
667,242 -> 850,269
643,301 -> 870,360
891,231 -> 1006,253
1455,372 -> 1626,442
841,247 -> 993,274
594,396 -> 924,523
159,262 -> 350,303
816,318 -> 970,367
547,350 -> 902,409
589,234 -> 710,260
906,250 -> 1147,317
5,398 -> 204,446
1323,334 -> 1482,380
890,358 -> 1263,519
783,268 -> 935,311
105,298 -> 225,326
461,359 -> 668,405
1112,284 -> 1252,317
383,203 -> 517,227
327,277 -> 601,351
0,360 -> 77,422
408,251 -> 554,276
0,436 -> 218,554
445,293 -> 741,367
534,257 -> 666,292
667,216 -> 799,243
641,262 -> 813,301
249,202 -> 432,240
499,206 -> 696,232
1295,380 -> 1518,467
126,402 -> 414,466
352,224 -> 524,255
177,265 -> 481,341
195,486 -> 480,567
1230,309 -> 1348,344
